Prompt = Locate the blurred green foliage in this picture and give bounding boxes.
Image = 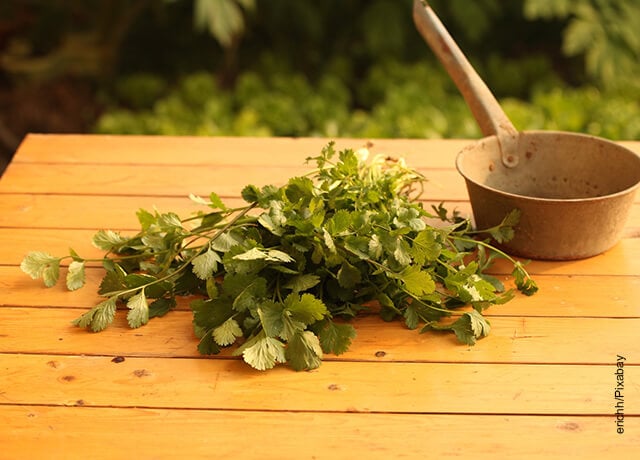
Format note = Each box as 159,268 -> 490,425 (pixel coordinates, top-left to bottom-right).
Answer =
95,61 -> 640,140
94,0 -> 640,140
3,0 -> 639,141
524,0 -> 640,89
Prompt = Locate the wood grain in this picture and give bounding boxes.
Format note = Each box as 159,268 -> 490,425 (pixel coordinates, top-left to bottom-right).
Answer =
4,227 -> 640,274
1,307 -> 638,364
2,192 -> 639,232
3,266 -> 638,317
2,135 -> 639,459
11,134 -> 469,168
1,353 -> 637,415
1,162 -> 471,202
2,406 -> 636,460
11,132 -> 640,166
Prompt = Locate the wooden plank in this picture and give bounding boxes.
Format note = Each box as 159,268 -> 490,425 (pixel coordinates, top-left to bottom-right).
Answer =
11,134 -> 469,169
1,228 -> 104,265
4,134 -> 639,460
2,406 -> 636,460
1,265 -> 192,309
0,193 -> 221,230
486,238 -> 640,276
1,353 -> 636,415
4,227 -> 640,275
0,163 -> 470,200
0,163 -> 306,196
488,275 -> 640,317
6,160 -> 640,207
1,308 -> 638,364
0,194 -> 474,230
3,265 -> 639,318
11,133 -> 640,167
3,192 -> 640,233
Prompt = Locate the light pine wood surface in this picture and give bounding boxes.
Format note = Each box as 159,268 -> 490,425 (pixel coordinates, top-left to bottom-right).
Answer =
1,134 -> 638,459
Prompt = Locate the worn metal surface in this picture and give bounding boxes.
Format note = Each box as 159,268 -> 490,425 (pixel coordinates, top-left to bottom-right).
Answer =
413,0 -> 640,259
458,131 -> 640,259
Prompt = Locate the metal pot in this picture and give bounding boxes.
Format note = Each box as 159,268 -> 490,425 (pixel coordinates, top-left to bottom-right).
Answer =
413,0 -> 640,259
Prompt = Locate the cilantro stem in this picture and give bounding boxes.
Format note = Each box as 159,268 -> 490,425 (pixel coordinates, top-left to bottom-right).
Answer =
453,236 -> 517,266
100,203 -> 257,299
180,205 -> 253,224
452,235 -> 537,292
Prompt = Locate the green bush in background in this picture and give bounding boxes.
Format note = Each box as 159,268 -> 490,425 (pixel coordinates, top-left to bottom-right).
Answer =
3,0 -> 639,142
93,0 -> 640,141
95,62 -> 640,141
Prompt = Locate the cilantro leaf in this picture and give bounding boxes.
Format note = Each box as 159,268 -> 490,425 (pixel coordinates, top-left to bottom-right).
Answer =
123,273 -> 171,299
241,184 -> 260,203
212,318 -> 243,346
232,247 -> 263,261
66,261 -> 86,291
368,234 -> 383,259
149,297 -> 177,318
283,274 -> 321,293
72,297 -> 117,332
457,274 -> 498,304
403,303 -> 420,330
284,293 -> 328,325
284,176 -> 315,204
238,332 -> 286,371
92,230 -> 129,251
209,192 -> 227,210
190,298 -> 234,331
318,321 -> 357,355
257,301 -> 285,338
285,331 -> 323,371
513,261 -> 539,295
280,313 -> 306,341
265,249 -> 295,263
337,261 -> 361,288
231,276 -> 268,312
197,329 -> 220,355
322,228 -> 336,253
411,229 -> 442,264
488,209 -> 521,243
393,239 -> 412,266
430,310 -> 491,346
326,209 -> 351,235
136,208 -> 156,230
126,291 -> 149,328
98,264 -> 127,295
399,266 -> 436,297
20,251 -> 61,287
210,231 -> 241,252
192,248 -> 222,280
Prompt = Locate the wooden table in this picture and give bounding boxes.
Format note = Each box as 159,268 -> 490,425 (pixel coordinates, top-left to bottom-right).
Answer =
1,134 -> 639,459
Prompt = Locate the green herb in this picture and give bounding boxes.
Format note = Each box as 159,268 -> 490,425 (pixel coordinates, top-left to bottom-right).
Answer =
20,142 -> 537,371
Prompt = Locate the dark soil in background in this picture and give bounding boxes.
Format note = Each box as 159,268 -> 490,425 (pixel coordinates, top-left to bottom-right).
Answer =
0,77 -> 100,175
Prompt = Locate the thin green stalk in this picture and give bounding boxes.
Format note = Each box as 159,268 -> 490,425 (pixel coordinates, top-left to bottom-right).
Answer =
100,203 -> 257,298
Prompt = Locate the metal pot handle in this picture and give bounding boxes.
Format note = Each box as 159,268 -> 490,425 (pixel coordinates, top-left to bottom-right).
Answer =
412,0 -> 520,167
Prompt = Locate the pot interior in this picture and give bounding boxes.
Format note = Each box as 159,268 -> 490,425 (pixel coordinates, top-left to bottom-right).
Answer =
456,131 -> 640,200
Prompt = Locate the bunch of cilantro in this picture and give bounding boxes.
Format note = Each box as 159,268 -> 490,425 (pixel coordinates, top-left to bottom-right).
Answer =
21,143 -> 537,371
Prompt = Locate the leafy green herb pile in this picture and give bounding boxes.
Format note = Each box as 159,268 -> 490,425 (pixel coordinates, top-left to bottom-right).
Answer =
21,143 -> 537,371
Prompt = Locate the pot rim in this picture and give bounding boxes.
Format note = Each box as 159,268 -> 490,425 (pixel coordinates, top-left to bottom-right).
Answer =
455,130 -> 640,204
